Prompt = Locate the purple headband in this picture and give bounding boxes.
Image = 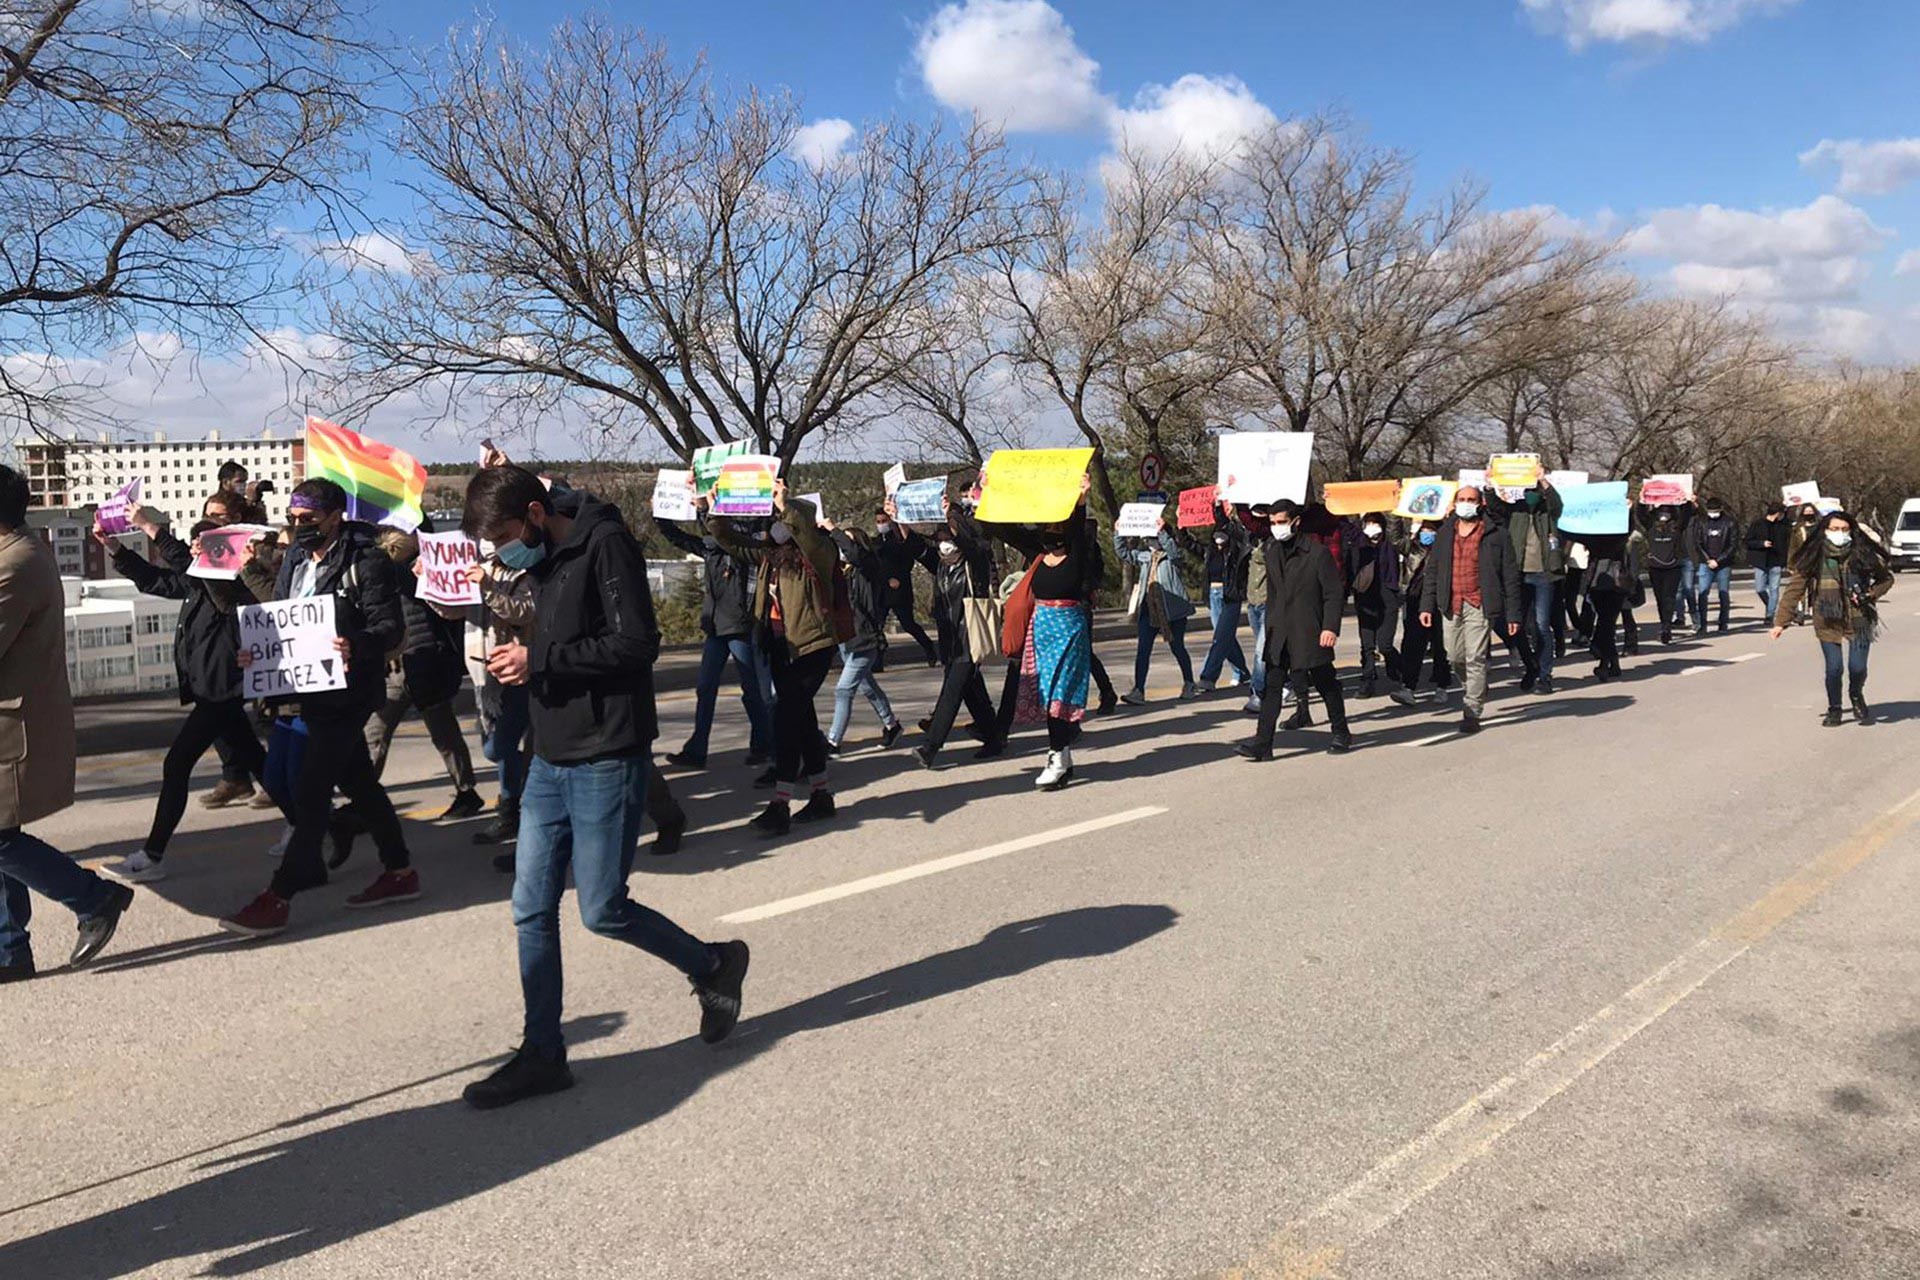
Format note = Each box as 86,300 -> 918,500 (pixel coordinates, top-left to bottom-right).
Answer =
287,494 -> 323,513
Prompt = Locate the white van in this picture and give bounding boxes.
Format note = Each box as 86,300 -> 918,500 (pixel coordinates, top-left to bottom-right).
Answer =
1890,499 -> 1920,571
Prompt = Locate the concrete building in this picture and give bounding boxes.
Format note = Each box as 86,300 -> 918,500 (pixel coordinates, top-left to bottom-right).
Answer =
63,577 -> 183,698
21,430 -> 305,531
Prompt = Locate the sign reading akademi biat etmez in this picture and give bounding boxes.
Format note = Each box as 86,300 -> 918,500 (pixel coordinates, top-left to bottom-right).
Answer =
239,595 -> 349,699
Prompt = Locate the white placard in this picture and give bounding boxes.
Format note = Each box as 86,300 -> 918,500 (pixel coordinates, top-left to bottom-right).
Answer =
1114,502 -> 1165,537
883,463 -> 907,496
1546,469 -> 1590,489
1216,431 -> 1313,504
795,491 -> 828,523
240,595 -> 350,699
418,531 -> 481,607
1457,468 -> 1489,490
652,468 -> 697,522
1781,481 -> 1821,508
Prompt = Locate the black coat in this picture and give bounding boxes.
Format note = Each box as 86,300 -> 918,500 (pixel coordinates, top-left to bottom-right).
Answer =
657,517 -> 754,638
874,529 -> 924,608
112,530 -> 256,705
270,521 -> 406,719
1419,517 -> 1525,628
1745,516 -> 1791,571
828,530 -> 889,652
1261,536 -> 1345,670
525,498 -> 661,764
395,569 -> 466,706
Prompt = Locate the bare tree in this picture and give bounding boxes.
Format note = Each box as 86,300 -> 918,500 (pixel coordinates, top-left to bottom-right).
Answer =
880,276 -> 1029,466
0,0 -> 381,437
332,18 -> 1043,465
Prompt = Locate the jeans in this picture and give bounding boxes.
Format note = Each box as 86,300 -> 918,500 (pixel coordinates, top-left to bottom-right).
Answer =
512,753 -> 716,1059
1680,562 -> 1701,628
1198,586 -> 1250,685
1820,635 -> 1871,707
684,633 -> 774,762
1246,604 -> 1268,696
482,681 -> 530,806
1442,603 -> 1493,717
1693,563 -> 1733,629
829,643 -> 896,744
1133,612 -> 1195,692
271,710 -> 410,900
262,716 -> 309,813
1753,565 -> 1783,622
367,668 -> 476,793
1,826 -> 117,966
1524,574 -> 1557,681
148,699 -> 271,856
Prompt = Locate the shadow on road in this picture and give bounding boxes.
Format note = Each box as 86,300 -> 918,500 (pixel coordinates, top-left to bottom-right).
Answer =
0,903 -> 1177,1280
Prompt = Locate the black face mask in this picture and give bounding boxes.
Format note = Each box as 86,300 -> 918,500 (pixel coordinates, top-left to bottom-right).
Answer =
1040,536 -> 1068,553
293,522 -> 328,551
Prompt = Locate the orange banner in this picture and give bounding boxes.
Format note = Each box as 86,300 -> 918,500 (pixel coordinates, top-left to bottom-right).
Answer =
1322,479 -> 1402,517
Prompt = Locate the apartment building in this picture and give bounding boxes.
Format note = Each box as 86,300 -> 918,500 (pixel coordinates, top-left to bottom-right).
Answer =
21,430 -> 305,531
62,577 -> 183,698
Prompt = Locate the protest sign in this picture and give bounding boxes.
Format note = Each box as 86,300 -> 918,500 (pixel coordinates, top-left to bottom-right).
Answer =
239,595 -> 350,699
712,455 -> 780,517
651,469 -> 697,522
1114,502 -> 1165,537
417,530 -> 481,607
1815,495 -> 1844,515
1781,481 -> 1821,508
187,524 -> 276,580
892,477 -> 948,525
795,492 -> 828,522
1177,486 -> 1218,528
1556,480 -> 1631,536
1216,431 -> 1312,504
1638,474 -> 1695,507
1546,469 -> 1590,490
1393,478 -> 1457,520
692,439 -> 752,492
1495,486 -> 1528,504
1323,479 -> 1401,517
883,463 -> 907,496
95,477 -> 143,536
1457,468 -> 1488,491
1487,453 -> 1543,489
975,448 -> 1094,523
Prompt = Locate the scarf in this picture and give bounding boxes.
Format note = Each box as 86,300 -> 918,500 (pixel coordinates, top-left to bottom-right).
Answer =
1813,550 -> 1878,636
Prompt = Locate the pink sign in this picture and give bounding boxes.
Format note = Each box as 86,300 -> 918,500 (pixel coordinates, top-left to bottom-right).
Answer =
96,477 -> 142,535
187,524 -> 276,580
417,530 -> 482,607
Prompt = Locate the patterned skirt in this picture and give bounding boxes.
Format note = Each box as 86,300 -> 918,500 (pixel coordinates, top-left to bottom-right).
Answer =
1017,600 -> 1092,724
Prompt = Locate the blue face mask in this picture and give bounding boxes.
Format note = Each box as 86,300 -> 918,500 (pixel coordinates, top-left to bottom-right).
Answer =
1418,529 -> 1437,546
496,534 -> 547,571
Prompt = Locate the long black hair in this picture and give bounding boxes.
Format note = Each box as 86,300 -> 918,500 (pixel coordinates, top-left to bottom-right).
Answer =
1790,509 -> 1886,580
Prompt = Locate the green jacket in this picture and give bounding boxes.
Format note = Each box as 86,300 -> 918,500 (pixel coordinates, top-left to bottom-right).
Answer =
1493,488 -> 1566,579
710,497 -> 841,660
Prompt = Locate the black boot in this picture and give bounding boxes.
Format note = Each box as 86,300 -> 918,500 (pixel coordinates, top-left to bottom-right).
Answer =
751,800 -> 791,837
1850,677 -> 1874,725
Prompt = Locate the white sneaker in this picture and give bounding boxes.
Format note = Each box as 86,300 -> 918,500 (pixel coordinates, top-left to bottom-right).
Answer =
1281,686 -> 1297,706
265,827 -> 293,859
1223,670 -> 1243,689
106,849 -> 167,883
1036,747 -> 1073,790
1242,695 -> 1260,715
1181,681 -> 1202,701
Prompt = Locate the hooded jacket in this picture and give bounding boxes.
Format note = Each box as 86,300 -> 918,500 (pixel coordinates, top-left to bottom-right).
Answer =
1420,515 -> 1525,628
113,528 -> 256,705
657,516 -> 754,638
270,520 -> 405,719
1636,504 -> 1692,570
524,497 -> 661,763
1261,533 -> 1345,670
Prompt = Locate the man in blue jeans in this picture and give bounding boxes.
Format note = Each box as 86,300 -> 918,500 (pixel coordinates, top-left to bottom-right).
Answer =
1197,519 -> 1252,691
656,513 -> 773,770
460,465 -> 749,1110
1688,497 -> 1742,634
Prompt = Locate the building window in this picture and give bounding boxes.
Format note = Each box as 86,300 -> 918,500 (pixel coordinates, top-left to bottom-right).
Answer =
137,613 -> 170,635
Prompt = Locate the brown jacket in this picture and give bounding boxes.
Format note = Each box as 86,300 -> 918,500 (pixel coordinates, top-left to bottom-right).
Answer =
1775,551 -> 1893,643
0,530 -> 76,827
710,498 -> 841,660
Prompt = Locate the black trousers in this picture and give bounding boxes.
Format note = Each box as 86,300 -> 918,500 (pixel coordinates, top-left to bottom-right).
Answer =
272,710 -> 409,899
770,645 -> 834,786
213,734 -> 250,785
1254,660 -> 1346,747
1591,589 -> 1626,674
885,598 -> 937,662
926,654 -> 999,756
1397,606 -> 1453,689
148,699 -> 272,856
1649,565 -> 1685,632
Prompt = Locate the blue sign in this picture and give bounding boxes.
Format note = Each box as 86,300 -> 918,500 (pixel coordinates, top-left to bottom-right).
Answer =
1557,480 -> 1630,536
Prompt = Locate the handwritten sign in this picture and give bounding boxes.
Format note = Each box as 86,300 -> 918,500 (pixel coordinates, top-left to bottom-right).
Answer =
239,595 -> 349,698
692,440 -> 752,492
1394,478 -> 1458,520
418,530 -> 481,607
1114,502 -> 1165,537
712,454 -> 780,517
1216,431 -> 1312,504
892,478 -> 947,525
187,524 -> 276,580
1638,474 -> 1695,507
883,463 -> 907,496
1177,486 -> 1218,528
975,448 -> 1094,523
96,477 -> 143,535
1556,480 -> 1631,536
1487,453 -> 1543,489
1323,479 -> 1401,517
1781,481 -> 1821,508
651,469 -> 697,522
1546,470 -> 1590,490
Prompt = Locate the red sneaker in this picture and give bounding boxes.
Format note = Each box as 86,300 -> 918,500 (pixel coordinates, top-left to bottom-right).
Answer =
221,891 -> 290,938
345,869 -> 421,909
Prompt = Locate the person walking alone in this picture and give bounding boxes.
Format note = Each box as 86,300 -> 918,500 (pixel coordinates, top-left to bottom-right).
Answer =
1238,501 -> 1350,759
1418,485 -> 1523,735
1771,510 -> 1892,725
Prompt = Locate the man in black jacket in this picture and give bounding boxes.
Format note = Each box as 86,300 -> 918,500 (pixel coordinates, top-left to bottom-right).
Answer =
1419,485 -> 1524,734
221,479 -> 418,936
872,507 -> 939,668
656,513 -> 773,769
1237,501 -> 1351,759
1745,502 -> 1791,623
458,466 -> 748,1110
1688,496 -> 1742,634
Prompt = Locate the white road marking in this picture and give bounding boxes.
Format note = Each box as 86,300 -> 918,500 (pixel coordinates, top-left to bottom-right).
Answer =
717,806 -> 1168,924
1731,651 -> 1763,663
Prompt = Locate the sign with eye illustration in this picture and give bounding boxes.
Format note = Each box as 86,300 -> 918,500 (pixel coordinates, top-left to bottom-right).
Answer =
188,524 -> 277,580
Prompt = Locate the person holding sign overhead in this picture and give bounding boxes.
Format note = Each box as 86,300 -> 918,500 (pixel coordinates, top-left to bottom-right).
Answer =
1419,485 -> 1524,735
220,478 -> 417,938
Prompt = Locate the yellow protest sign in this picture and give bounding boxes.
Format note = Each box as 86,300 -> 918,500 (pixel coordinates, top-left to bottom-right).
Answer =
975,448 -> 1095,523
1323,479 -> 1402,516
1487,453 -> 1543,488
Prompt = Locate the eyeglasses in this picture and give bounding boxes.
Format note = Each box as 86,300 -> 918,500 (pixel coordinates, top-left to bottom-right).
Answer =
288,512 -> 324,527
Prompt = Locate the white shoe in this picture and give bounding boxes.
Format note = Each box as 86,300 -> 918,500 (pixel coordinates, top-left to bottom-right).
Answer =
1242,695 -> 1260,715
1035,747 -> 1073,790
1181,682 -> 1202,701
1223,670 -> 1243,689
265,827 -> 293,859
1281,686 -> 1297,706
106,849 -> 167,883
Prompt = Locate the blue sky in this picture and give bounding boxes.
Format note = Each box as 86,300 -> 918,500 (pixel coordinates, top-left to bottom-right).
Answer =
55,0 -> 1920,458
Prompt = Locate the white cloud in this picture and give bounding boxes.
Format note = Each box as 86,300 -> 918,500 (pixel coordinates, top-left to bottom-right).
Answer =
1521,0 -> 1796,49
915,0 -> 1109,133
1799,137 -> 1920,197
1896,250 -> 1920,277
1666,257 -> 1867,303
317,231 -> 421,277
1622,195 -> 1890,267
1108,74 -> 1278,164
790,118 -> 857,170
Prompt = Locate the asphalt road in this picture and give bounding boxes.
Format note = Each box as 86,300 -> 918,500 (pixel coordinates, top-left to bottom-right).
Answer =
7,594 -> 1920,1279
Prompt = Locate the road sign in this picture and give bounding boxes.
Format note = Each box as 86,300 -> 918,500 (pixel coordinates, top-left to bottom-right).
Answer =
1139,452 -> 1165,491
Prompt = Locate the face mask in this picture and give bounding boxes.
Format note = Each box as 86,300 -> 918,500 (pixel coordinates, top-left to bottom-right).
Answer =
1270,524 -> 1294,542
1826,530 -> 1852,549
1455,502 -> 1479,520
770,522 -> 793,545
1214,536 -> 1228,548
937,540 -> 959,557
496,534 -> 547,571
1707,510 -> 1722,519
875,522 -> 893,536
1362,523 -> 1383,540
292,522 -> 327,551
1418,529 -> 1436,546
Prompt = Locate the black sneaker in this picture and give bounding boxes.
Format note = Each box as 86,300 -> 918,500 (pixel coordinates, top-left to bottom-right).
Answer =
751,767 -> 778,790
1,957 -> 37,984
1822,707 -> 1844,727
824,739 -> 843,756
1235,741 -> 1273,762
472,807 -> 519,846
972,739 -> 1005,760
440,789 -> 485,822
793,791 -> 836,824
1096,693 -> 1117,716
694,940 -> 750,1043
1328,730 -> 1353,754
917,716 -> 933,732
70,882 -> 135,967
463,1045 -> 574,1110
664,751 -> 707,770
1854,696 -> 1875,726
880,721 -> 903,749
492,850 -> 517,875
914,744 -> 939,769
651,807 -> 687,856
1535,676 -> 1556,696
742,752 -> 769,768
751,800 -> 790,837
1459,712 -> 1481,735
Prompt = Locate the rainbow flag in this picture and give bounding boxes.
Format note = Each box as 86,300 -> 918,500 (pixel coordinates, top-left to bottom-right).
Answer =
304,416 -> 428,532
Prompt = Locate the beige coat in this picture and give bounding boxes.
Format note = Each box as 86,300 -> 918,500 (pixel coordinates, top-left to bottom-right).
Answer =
0,530 -> 76,827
